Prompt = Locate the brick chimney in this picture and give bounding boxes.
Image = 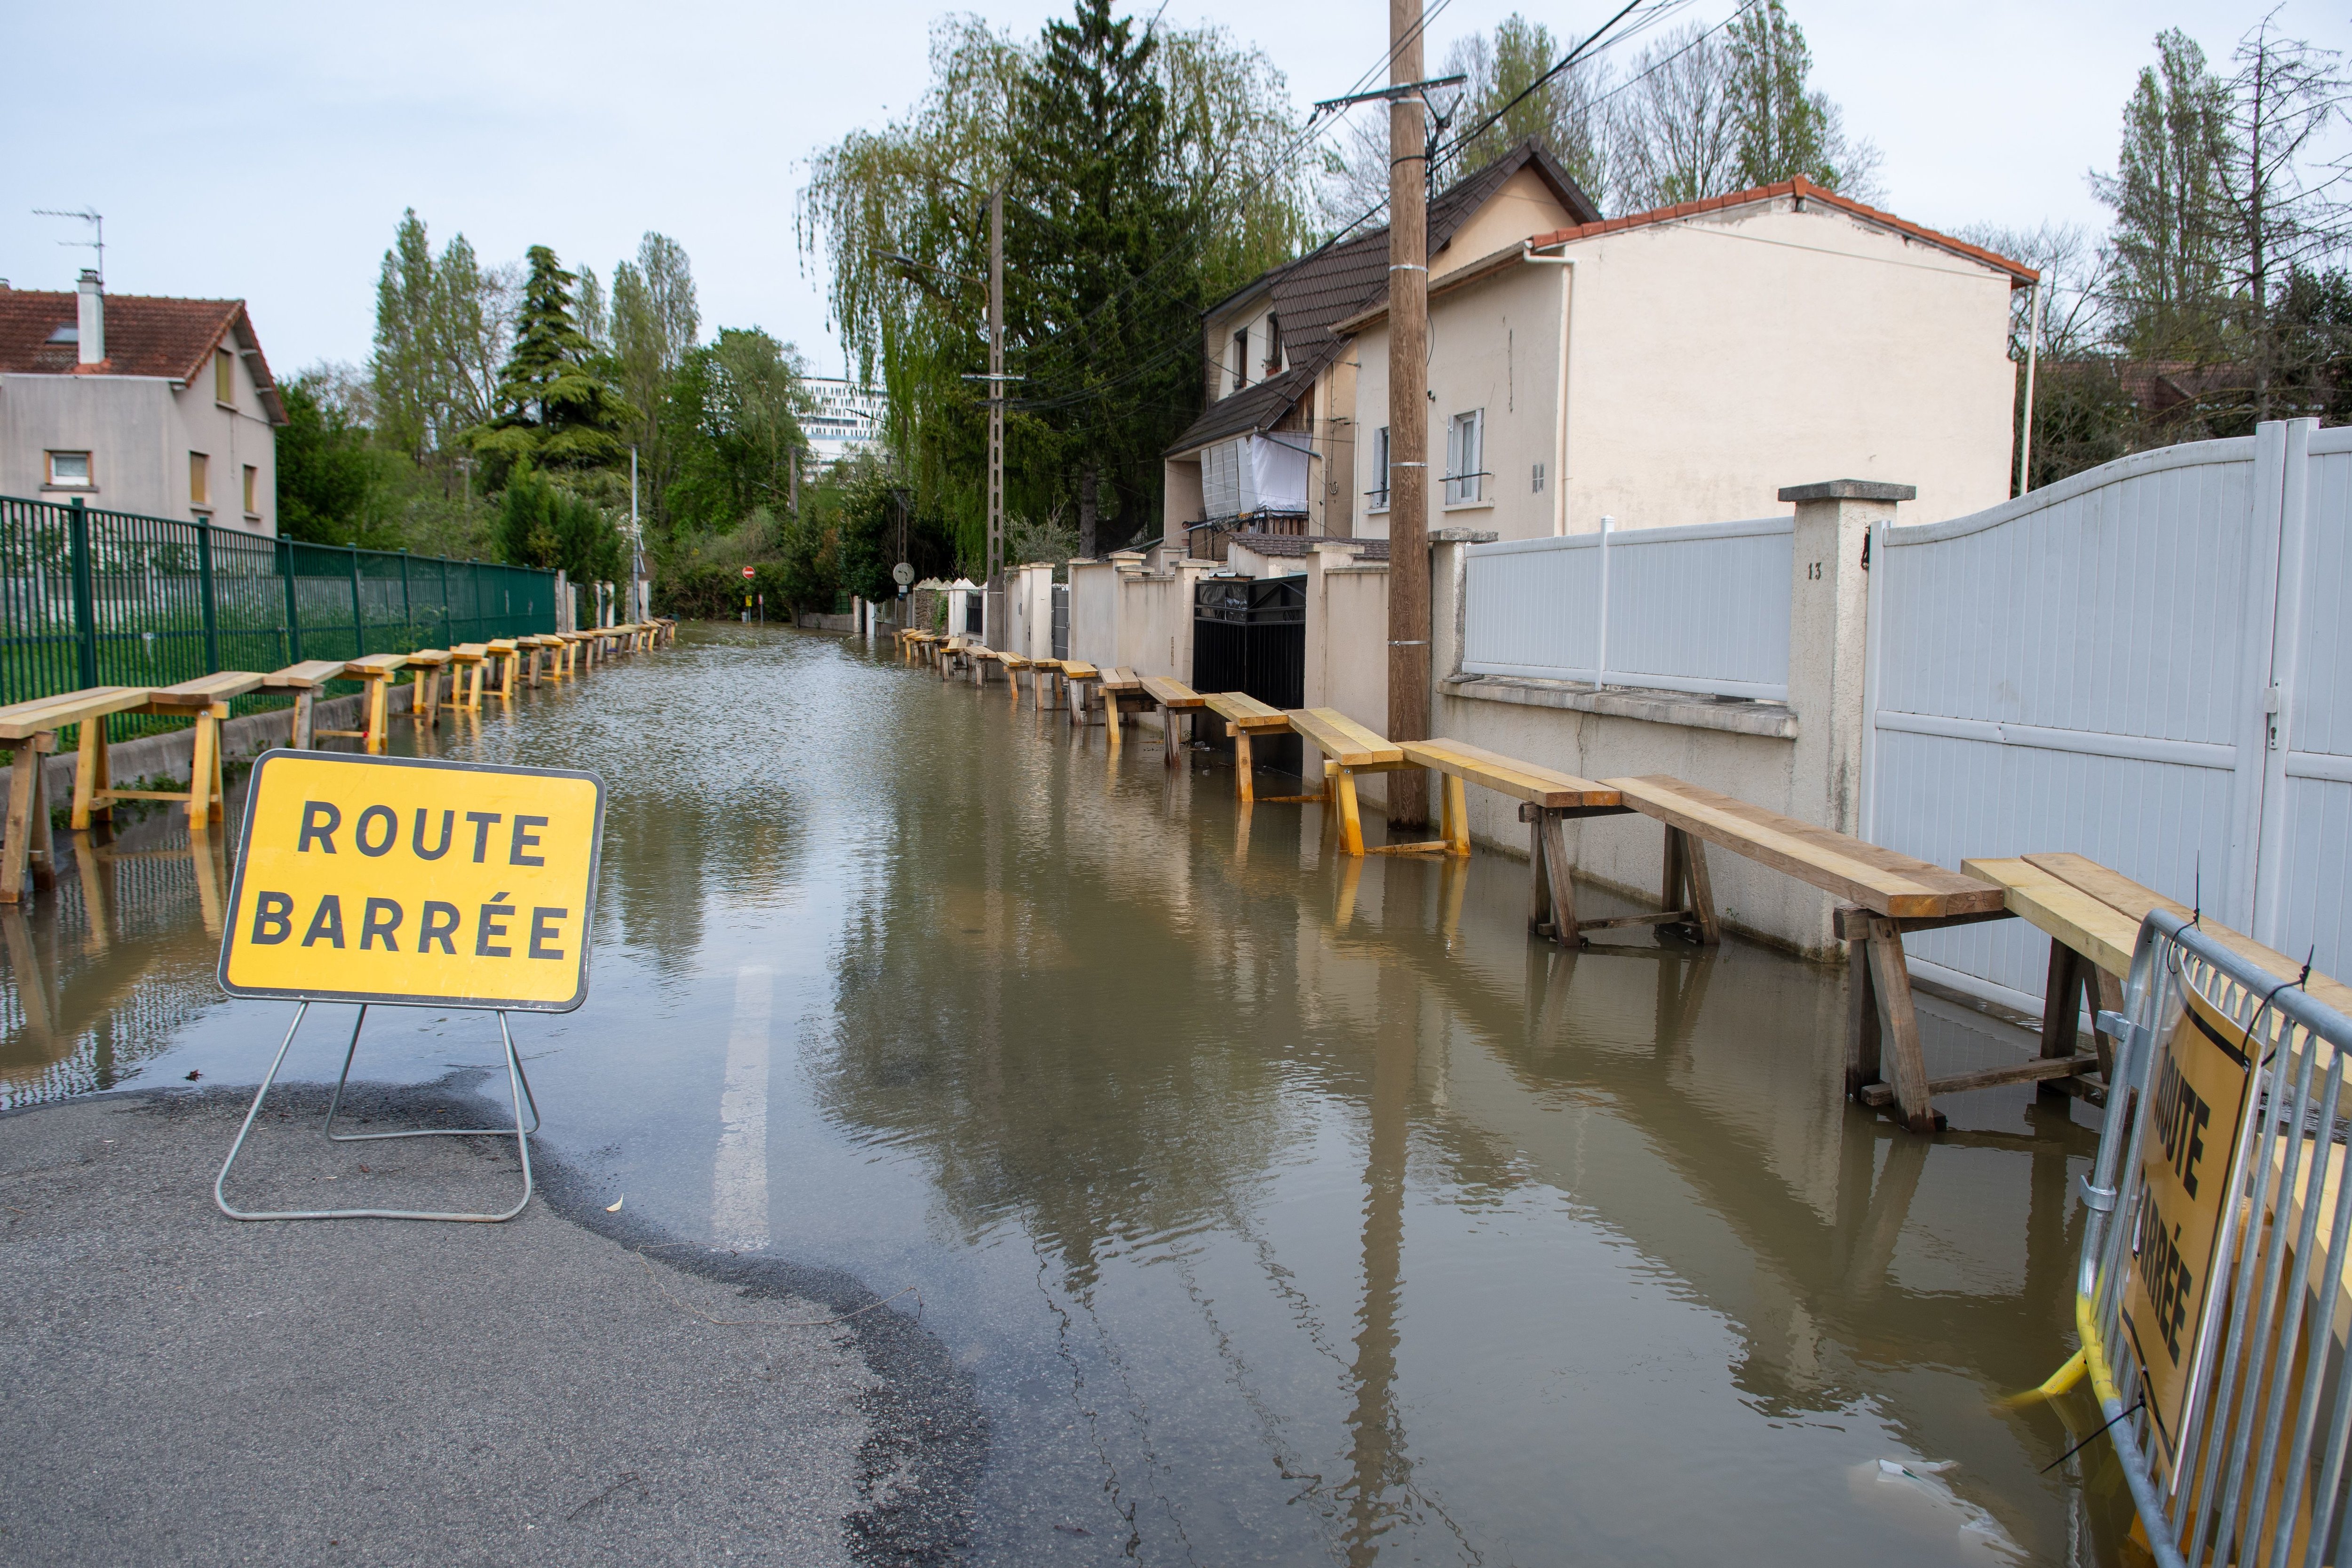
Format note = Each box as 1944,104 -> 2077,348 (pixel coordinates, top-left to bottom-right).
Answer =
76,269 -> 103,365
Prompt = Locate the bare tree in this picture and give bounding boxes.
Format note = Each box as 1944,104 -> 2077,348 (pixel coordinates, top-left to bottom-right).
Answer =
2214,12 -> 2350,416
1960,221 -> 2115,362
1609,24 -> 1742,209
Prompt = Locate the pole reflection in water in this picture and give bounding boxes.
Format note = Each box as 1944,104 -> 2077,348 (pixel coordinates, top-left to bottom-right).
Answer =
0,627 -> 2123,1565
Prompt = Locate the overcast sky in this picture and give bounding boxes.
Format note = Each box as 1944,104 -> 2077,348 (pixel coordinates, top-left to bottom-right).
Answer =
5,0 -> 2344,381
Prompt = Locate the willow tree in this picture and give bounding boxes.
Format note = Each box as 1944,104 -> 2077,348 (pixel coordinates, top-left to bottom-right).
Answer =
797,5 -> 1311,567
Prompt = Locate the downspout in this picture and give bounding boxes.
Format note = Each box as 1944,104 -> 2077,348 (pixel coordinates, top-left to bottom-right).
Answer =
2015,280 -> 2045,496
1526,242 -> 1576,535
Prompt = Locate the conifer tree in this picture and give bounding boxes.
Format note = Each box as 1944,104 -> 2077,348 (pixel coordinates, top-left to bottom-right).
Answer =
468,246 -> 636,478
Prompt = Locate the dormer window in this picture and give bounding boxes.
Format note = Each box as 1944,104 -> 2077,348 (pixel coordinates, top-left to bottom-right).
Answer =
1232,327 -> 1248,392
47,324 -> 76,344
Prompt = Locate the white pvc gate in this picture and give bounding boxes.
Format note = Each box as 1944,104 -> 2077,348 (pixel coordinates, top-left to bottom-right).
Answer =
1861,418 -> 2352,1010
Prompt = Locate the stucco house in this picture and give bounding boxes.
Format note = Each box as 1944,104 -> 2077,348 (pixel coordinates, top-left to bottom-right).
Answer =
1162,146 -> 2033,554
0,271 -> 287,533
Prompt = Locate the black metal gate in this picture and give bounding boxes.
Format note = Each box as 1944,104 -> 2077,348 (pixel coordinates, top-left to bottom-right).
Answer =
1051,584 -> 1069,661
1192,575 -> 1305,772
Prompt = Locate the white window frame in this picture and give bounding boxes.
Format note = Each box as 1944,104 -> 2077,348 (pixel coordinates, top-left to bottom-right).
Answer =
1444,408 -> 1486,507
1367,426 -> 1391,514
45,450 -> 93,489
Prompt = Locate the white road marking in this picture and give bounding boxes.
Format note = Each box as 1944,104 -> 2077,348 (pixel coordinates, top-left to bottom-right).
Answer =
711,964 -> 775,1248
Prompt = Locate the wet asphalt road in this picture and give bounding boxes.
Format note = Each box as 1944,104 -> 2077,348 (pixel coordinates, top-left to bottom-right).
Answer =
0,1082 -> 984,1568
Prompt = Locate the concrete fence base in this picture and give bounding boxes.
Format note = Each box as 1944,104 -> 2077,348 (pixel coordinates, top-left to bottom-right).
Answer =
31,685 -> 417,804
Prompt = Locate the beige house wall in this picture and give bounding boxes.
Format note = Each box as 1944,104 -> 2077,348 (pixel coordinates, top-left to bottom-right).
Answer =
1551,204 -> 2013,532
1428,167 -> 1577,280
1,343 -> 278,533
1310,357 -> 1359,534
1349,261 -> 1568,542
1347,199 -> 2018,540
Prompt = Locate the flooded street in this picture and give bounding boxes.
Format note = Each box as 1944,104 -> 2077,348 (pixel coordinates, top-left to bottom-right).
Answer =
2,625 -> 2123,1565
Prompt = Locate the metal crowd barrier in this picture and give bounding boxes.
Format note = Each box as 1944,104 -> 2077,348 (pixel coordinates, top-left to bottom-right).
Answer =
2078,908 -> 2352,1568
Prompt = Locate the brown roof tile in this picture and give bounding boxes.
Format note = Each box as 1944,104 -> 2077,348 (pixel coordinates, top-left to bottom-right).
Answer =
0,290 -> 286,422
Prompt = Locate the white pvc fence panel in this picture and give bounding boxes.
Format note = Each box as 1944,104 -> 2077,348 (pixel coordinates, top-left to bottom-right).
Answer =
1462,517 -> 1792,700
2259,426 -> 2352,971
1863,419 -> 2351,1009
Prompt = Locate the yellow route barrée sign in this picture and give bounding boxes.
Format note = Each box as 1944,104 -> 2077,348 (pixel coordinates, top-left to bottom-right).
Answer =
2120,982 -> 2257,1479
218,751 -> 605,1012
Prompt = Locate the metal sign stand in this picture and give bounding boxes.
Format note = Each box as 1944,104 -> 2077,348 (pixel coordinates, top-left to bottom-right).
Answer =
214,1002 -> 540,1224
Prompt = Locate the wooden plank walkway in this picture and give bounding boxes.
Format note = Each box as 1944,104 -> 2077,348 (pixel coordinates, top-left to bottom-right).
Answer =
1284,708 -> 1406,857
1403,740 -> 1629,932
1600,775 -> 2007,1132
1202,692 -> 1296,804
1140,677 -> 1204,767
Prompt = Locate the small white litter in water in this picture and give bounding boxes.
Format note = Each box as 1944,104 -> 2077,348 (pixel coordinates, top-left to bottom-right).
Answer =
606,1196 -> 624,1212
1847,1458 -> 2026,1563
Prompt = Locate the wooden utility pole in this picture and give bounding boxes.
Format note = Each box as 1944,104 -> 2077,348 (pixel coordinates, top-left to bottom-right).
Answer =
1385,0 -> 1431,827
986,188 -> 1006,645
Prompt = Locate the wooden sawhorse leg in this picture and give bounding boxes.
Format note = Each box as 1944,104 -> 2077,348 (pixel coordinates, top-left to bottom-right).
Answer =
365,678 -> 391,754
1230,724 -> 1255,803
2038,938 -> 2122,1096
3,732 -> 58,901
187,704 -> 228,830
1161,706 -> 1181,769
1329,762 -> 1363,856
1439,773 -> 1469,857
1660,828 -> 1722,944
71,720 -> 111,836
1863,915 -> 1938,1133
1524,804 -> 1581,944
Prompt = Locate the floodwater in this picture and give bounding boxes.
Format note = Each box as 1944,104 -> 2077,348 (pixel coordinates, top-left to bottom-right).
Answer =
1,624 -> 2137,1565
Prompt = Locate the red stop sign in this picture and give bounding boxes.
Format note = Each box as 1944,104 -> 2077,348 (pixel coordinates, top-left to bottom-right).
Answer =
741,567 -> 755,579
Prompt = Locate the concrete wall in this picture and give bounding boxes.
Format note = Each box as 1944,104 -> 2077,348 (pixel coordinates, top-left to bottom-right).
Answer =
0,347 -> 276,533
1303,544 -> 1390,733
1419,484 -> 1897,958
1003,563 -> 1057,660
1067,560 -> 1118,666
1109,557 -> 1212,681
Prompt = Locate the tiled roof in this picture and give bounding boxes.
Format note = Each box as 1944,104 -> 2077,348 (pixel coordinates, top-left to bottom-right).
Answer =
1526,176 -> 2039,287
1168,139 -> 1601,456
0,289 -> 286,422
1174,366 -> 1317,450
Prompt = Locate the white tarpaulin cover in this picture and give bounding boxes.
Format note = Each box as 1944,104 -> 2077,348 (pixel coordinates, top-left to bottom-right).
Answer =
1200,435 -> 1309,520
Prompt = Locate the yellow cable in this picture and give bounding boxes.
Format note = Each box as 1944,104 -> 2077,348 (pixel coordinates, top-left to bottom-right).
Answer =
2003,1346 -> 2089,1408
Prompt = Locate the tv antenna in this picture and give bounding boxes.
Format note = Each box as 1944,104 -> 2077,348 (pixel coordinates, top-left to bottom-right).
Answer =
33,207 -> 103,282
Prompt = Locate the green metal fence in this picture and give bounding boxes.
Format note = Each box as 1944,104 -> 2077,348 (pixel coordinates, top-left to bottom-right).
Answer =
0,494 -> 558,738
